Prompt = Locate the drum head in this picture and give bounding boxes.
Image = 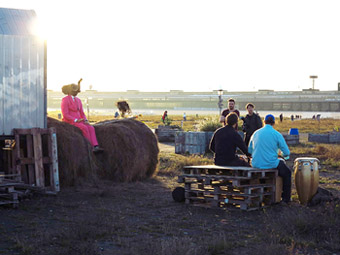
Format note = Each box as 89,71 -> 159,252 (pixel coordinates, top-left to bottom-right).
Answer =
294,157 -> 319,163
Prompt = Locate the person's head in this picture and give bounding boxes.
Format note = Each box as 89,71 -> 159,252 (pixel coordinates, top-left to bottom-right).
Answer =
62,84 -> 79,96
265,114 -> 275,125
246,103 -> 255,115
228,98 -> 235,110
226,112 -> 238,127
70,84 -> 79,96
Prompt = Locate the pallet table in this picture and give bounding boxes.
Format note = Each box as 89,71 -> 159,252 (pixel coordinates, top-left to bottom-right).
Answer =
178,165 -> 280,211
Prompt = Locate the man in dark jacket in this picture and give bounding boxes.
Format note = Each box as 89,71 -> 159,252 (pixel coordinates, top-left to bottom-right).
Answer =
210,112 -> 251,166
241,103 -> 263,146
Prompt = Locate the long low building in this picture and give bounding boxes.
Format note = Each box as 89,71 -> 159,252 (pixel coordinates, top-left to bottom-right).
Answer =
48,89 -> 340,112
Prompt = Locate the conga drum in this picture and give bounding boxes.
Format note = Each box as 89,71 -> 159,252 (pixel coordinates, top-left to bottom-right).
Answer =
294,157 -> 319,205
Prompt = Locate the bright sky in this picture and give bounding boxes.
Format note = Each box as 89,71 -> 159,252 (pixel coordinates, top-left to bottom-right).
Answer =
2,0 -> 340,92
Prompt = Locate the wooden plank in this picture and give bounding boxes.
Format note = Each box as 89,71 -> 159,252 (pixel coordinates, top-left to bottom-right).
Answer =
26,134 -> 35,185
13,132 -> 22,182
13,128 -> 50,135
32,128 -> 44,187
48,128 -> 60,192
18,157 -> 51,165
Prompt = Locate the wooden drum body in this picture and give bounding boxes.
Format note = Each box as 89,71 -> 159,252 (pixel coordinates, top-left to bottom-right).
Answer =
294,157 -> 319,205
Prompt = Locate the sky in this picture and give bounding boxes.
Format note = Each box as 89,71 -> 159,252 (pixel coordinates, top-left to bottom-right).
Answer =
2,0 -> 340,92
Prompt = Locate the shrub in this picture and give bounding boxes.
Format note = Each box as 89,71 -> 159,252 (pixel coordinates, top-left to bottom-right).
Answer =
198,119 -> 222,132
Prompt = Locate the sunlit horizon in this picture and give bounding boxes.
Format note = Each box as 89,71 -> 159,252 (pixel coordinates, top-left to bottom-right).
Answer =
2,1 -> 340,92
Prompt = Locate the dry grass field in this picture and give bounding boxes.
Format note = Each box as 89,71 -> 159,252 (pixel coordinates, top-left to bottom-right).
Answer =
0,113 -> 339,254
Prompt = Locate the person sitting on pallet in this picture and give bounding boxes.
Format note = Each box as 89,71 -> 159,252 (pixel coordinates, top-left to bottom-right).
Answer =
209,112 -> 251,167
248,114 -> 291,204
61,79 -> 103,153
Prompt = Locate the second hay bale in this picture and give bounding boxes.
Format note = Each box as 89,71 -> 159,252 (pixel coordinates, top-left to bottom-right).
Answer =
94,118 -> 159,182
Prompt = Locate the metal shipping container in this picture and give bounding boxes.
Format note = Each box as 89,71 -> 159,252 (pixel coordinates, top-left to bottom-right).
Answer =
0,8 -> 46,135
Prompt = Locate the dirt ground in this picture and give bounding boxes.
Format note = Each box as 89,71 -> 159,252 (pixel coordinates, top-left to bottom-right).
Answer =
0,142 -> 339,255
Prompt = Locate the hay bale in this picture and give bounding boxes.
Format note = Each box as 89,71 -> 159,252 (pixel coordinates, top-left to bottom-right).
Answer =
47,117 -> 98,186
94,118 -> 159,182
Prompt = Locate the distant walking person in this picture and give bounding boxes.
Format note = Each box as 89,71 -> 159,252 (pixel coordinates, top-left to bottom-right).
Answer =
183,112 -> 186,121
162,111 -> 168,124
248,114 -> 291,203
241,103 -> 263,146
219,98 -> 240,130
210,113 -> 251,166
279,113 -> 283,122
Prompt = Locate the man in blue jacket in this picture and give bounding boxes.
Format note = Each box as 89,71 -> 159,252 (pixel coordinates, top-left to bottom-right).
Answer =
248,114 -> 291,203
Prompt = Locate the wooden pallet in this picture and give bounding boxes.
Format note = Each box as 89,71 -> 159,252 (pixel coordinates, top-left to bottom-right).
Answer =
13,128 -> 60,193
178,165 -> 279,211
0,173 -> 19,208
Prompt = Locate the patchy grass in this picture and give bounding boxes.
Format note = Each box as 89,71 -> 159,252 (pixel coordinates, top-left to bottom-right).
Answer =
263,201 -> 340,253
158,152 -> 213,177
274,118 -> 340,134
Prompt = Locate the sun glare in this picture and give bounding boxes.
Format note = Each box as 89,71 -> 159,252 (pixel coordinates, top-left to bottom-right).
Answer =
30,17 -> 49,40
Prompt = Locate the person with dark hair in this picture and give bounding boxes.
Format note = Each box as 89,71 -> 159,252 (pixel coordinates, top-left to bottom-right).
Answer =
241,103 -> 263,146
219,98 -> 240,130
210,112 -> 251,166
248,114 -> 291,203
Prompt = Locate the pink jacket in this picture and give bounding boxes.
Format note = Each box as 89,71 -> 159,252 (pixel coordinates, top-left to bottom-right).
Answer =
61,95 -> 87,124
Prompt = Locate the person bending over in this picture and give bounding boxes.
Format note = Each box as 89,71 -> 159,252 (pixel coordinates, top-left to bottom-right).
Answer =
210,112 -> 251,166
61,79 -> 103,152
248,114 -> 291,203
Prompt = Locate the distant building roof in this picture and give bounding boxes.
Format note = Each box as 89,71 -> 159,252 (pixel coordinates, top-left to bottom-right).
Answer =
0,8 -> 37,35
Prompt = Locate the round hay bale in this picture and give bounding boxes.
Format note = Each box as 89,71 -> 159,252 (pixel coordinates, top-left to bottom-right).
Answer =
47,117 -> 98,186
94,118 -> 159,182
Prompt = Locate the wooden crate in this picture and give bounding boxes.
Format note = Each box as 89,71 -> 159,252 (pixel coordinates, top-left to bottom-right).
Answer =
0,172 -> 19,208
178,165 -> 279,211
13,128 -> 60,193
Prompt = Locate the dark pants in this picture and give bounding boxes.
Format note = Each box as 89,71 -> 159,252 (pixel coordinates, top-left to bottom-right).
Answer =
244,134 -> 251,147
277,160 -> 291,202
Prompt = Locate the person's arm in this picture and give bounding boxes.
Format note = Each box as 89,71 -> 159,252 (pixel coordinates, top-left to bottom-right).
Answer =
278,133 -> 290,157
235,132 -> 251,156
77,98 -> 87,121
256,115 -> 263,129
61,97 -> 76,123
209,134 -> 216,153
219,109 -> 228,123
248,136 -> 254,155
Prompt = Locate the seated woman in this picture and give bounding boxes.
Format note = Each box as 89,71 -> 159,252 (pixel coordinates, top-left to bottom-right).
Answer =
209,112 -> 250,166
61,79 -> 103,152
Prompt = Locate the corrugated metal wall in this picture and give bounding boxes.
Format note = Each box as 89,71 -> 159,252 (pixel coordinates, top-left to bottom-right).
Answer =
0,8 -> 46,135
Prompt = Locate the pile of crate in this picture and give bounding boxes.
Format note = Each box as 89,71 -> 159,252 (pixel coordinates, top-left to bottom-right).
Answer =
0,172 -> 19,207
0,127 -> 59,208
178,165 -> 279,211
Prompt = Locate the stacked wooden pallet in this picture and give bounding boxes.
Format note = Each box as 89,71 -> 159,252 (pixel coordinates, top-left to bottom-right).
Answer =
178,165 -> 279,211
13,127 -> 60,192
0,127 -> 60,208
0,172 -> 19,208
